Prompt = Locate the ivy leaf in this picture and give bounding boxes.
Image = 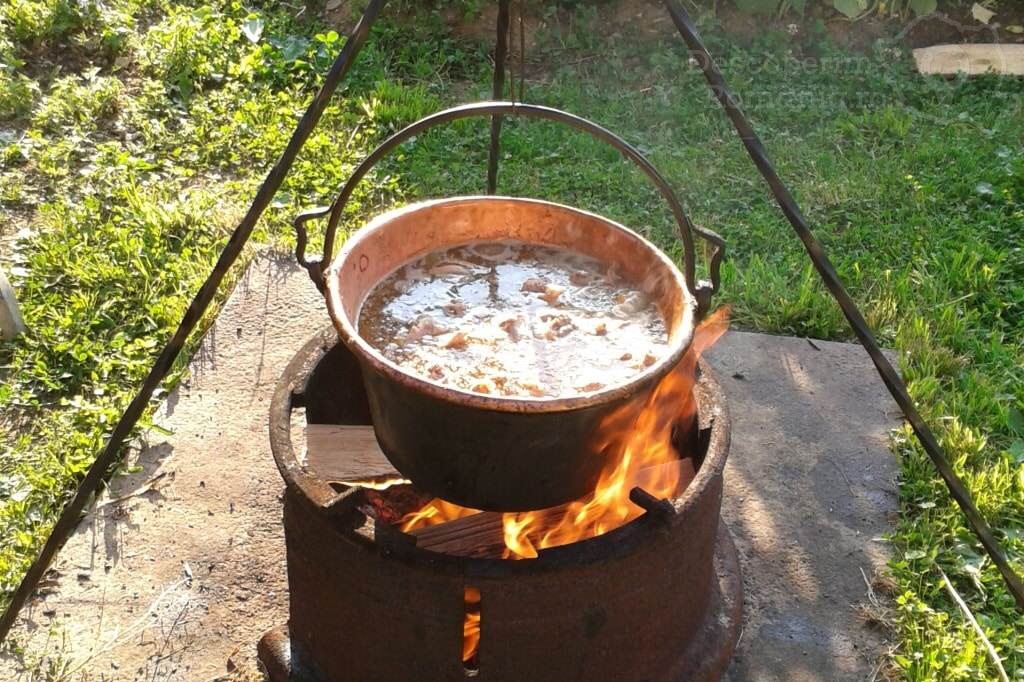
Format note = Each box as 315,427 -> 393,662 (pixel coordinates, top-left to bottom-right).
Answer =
833,0 -> 867,19
241,17 -> 264,44
1009,440 -> 1024,465
971,2 -> 995,24
1009,406 -> 1024,436
275,35 -> 308,62
910,0 -> 937,15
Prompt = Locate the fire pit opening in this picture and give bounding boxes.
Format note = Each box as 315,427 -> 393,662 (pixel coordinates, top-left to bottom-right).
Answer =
359,428 -> 706,560
463,586 -> 481,674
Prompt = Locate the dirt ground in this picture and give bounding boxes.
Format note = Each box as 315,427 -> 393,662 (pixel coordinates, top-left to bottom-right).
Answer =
0,254 -> 317,681
0,253 -> 899,680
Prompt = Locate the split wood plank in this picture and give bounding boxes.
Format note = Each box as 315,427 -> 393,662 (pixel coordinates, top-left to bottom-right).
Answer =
913,44 -> 1024,77
305,424 -> 399,483
408,459 -> 696,558
408,506 -> 570,558
0,266 -> 26,340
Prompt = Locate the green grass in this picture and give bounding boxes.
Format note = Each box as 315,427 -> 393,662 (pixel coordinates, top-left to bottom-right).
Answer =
0,0 -> 483,616
2,2 -> 1023,679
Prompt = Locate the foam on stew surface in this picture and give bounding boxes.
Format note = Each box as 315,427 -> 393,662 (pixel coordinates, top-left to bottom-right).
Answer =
357,240 -> 669,398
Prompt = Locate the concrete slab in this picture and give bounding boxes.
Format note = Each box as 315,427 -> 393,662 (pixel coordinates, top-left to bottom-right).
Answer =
0,255 -> 899,680
712,332 -> 899,681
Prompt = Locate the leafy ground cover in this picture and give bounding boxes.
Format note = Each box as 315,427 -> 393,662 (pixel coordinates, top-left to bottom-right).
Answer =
0,0 -> 483,623
1,1 -> 1023,679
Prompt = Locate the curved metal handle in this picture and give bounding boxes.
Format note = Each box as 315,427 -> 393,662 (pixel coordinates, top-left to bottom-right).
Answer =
294,206 -> 331,293
298,101 -> 724,314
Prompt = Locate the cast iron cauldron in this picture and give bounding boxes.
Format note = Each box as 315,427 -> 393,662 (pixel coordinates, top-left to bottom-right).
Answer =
293,102 -> 724,511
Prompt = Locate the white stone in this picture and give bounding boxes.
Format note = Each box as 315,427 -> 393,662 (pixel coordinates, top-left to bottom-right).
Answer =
0,266 -> 26,339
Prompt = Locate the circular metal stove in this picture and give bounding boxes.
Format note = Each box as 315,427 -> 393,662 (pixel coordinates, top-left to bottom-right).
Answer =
261,329 -> 742,681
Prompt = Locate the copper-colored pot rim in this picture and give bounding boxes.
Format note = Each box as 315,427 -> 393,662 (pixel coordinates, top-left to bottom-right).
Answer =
324,196 -> 696,414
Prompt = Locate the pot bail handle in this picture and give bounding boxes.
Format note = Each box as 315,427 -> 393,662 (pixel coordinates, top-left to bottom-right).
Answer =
294,206 -> 331,293
295,101 -> 724,315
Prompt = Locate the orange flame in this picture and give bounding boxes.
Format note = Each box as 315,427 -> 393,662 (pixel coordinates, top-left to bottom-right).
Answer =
401,497 -> 480,531
463,586 -> 481,664
399,307 -> 730,661
498,306 -> 729,558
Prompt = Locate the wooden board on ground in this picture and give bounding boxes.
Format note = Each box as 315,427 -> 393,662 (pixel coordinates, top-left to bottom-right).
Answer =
913,44 -> 1024,76
304,424 -> 399,483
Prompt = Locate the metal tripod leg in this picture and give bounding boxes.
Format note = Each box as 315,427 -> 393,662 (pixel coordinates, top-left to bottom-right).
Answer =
661,0 -> 1024,609
0,0 -> 389,643
486,0 -> 511,194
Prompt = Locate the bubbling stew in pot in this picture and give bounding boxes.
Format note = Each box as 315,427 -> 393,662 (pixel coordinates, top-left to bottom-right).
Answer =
357,241 -> 670,398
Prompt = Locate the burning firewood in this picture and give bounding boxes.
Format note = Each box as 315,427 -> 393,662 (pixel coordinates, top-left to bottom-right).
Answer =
405,459 -> 696,558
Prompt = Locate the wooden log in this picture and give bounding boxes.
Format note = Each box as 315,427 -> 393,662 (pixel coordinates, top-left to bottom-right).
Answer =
409,506 -> 571,558
408,512 -> 502,544
408,459 -> 697,557
304,424 -> 400,483
409,513 -> 505,558
913,44 -> 1024,77
0,266 -> 26,340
